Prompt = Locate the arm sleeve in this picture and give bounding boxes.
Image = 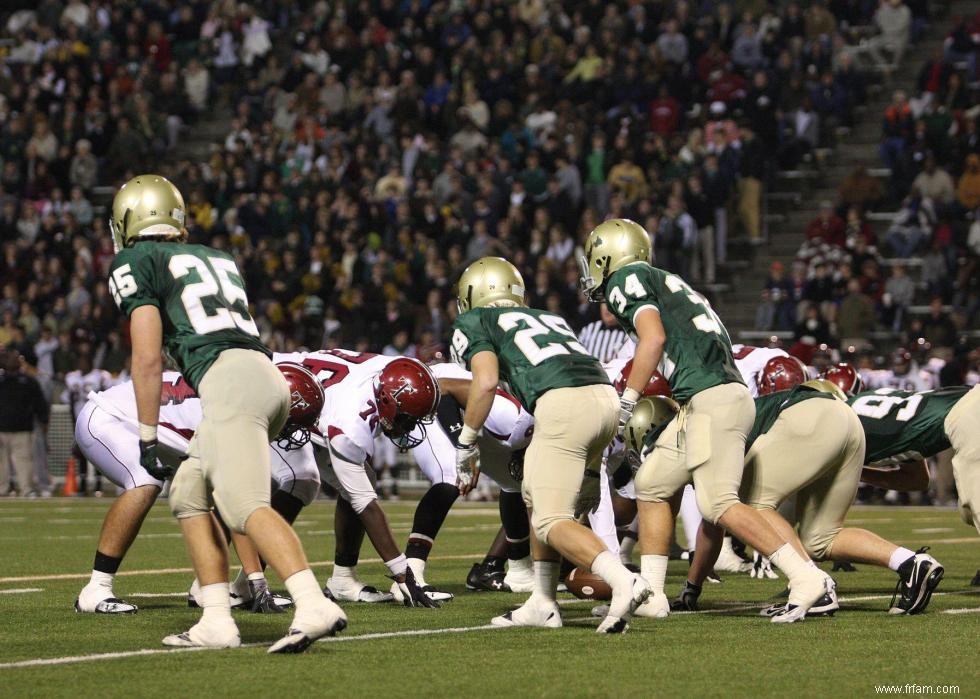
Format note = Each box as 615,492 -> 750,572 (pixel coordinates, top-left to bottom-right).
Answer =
326,438 -> 377,514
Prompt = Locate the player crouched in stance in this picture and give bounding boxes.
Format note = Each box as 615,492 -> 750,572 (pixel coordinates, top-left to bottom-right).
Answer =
581,219 -> 831,622
73,364 -> 324,615
107,175 -> 344,652
452,257 -> 650,633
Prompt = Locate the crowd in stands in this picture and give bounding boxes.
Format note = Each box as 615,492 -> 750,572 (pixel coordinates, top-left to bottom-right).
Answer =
754,8 -> 979,369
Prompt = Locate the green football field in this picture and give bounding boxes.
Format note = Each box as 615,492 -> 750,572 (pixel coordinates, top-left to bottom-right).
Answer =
1,499 -> 978,698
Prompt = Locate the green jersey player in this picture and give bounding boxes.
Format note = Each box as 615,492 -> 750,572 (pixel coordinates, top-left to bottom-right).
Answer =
451,256 -> 650,634
108,175 -> 344,652
580,218 -> 830,622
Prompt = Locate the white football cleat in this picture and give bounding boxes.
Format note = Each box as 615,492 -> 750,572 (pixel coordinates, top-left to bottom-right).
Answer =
715,537 -> 753,573
597,573 -> 653,633
633,592 -> 670,619
268,598 -> 348,654
503,557 -> 534,593
163,618 -> 241,648
325,576 -> 394,603
490,599 -> 562,628
75,584 -> 137,614
771,573 -> 836,624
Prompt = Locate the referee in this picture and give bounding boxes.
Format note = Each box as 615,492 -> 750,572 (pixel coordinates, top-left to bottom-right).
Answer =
577,303 -> 628,363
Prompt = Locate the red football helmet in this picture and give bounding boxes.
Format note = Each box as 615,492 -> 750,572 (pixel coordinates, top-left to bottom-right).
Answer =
822,363 -> 863,396
758,356 -> 807,395
375,357 -> 441,450
276,362 -> 325,450
614,359 -> 672,398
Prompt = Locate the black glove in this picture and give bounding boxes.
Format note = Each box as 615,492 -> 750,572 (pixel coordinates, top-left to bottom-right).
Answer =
139,439 -> 175,481
392,567 -> 440,608
574,468 -> 602,518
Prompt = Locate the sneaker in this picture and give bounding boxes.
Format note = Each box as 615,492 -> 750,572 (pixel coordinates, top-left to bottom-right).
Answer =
163,618 -> 241,648
716,537 -> 753,573
889,547 -> 944,615
670,582 -> 702,612
491,599 -> 562,628
267,598 -> 348,654
503,558 -> 534,593
599,574 -> 654,632
465,562 -> 510,592
762,588 -> 838,618
325,576 -> 395,603
771,574 -> 836,624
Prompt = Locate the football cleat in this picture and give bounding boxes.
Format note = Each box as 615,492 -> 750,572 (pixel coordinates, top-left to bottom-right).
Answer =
889,548 -> 944,615
503,558 -> 534,593
771,575 -> 836,624
250,587 -> 287,614
762,588 -> 839,618
267,598 -> 348,654
325,577 -> 395,603
163,618 -> 241,648
590,604 -> 610,618
491,599 -> 562,628
670,582 -> 702,612
466,562 -> 511,592
421,585 -> 455,602
74,596 -> 138,615
598,574 -> 652,634
832,561 -> 858,573
715,537 -> 753,573
971,570 -> 980,587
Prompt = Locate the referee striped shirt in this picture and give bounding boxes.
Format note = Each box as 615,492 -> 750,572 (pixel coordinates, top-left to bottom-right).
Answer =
577,319 -> 628,363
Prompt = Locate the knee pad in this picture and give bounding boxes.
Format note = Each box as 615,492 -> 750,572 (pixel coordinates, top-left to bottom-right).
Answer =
168,467 -> 210,520
285,478 -> 321,507
348,488 -> 378,515
802,528 -> 840,561
695,484 -> 740,526
530,507 -> 573,544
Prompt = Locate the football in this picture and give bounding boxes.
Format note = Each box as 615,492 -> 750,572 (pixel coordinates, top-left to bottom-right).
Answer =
564,567 -> 612,601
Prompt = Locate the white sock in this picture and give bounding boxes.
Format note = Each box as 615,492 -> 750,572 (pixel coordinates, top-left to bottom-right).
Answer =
406,557 -> 426,581
620,535 -> 637,563
591,550 -> 632,589
332,565 -> 356,581
284,569 -> 323,612
640,554 -> 669,595
89,570 -> 113,589
247,571 -> 265,582
888,547 -> 916,572
199,582 -> 233,622
529,560 -> 559,604
384,554 -> 408,578
507,556 -> 532,573
769,544 -> 814,582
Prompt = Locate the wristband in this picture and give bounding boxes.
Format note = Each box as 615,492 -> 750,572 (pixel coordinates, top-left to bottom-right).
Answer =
622,388 -> 641,403
459,425 -> 480,446
139,423 -> 158,442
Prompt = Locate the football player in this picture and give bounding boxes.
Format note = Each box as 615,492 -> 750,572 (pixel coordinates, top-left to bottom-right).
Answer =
62,350 -> 114,495
277,349 -> 442,606
73,364 -> 323,615
107,175 -> 344,652
862,348 -> 937,392
580,218 -> 831,622
452,257 -> 649,633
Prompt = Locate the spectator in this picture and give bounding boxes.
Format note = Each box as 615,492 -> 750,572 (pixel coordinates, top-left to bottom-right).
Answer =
847,0 -> 911,72
837,278 -> 876,347
0,350 -> 49,496
68,139 -> 97,192
920,296 -> 958,348
763,261 -> 795,330
887,188 -> 935,257
880,90 -> 914,172
956,154 -> 980,211
883,263 -> 915,330
806,201 -> 846,247
911,153 -> 955,208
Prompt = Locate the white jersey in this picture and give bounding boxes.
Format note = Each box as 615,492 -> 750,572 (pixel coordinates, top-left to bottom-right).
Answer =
274,349 -> 396,464
731,344 -> 789,397
64,368 -> 114,418
861,366 -> 938,392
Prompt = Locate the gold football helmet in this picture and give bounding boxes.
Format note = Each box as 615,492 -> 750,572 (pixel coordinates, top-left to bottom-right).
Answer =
800,378 -> 848,402
456,257 -> 526,312
623,395 -> 680,457
110,174 -> 187,252
579,218 -> 652,301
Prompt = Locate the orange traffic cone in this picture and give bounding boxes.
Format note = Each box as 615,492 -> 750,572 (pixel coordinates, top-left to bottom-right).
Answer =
63,456 -> 78,496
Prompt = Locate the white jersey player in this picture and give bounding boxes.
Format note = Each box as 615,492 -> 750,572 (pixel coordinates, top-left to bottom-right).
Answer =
862,349 -> 938,393
731,344 -> 790,397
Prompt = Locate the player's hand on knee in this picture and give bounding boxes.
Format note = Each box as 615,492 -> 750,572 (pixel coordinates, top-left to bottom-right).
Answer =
393,568 -> 440,608
751,551 -> 778,579
455,443 -> 480,496
618,396 -> 637,436
139,439 -> 175,481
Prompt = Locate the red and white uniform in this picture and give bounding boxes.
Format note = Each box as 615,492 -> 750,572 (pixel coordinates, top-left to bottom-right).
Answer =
75,372 -> 320,502
275,349 -> 398,513
414,363 -> 534,493
63,368 -> 114,419
731,344 -> 789,397
861,366 -> 938,393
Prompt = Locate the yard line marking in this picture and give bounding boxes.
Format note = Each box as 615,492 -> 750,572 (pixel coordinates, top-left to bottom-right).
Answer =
128,592 -> 186,598
930,537 -> 980,545
0,588 -> 42,594
0,625 -> 502,670
943,607 -> 980,614
913,528 -> 954,533
0,552 -> 489,584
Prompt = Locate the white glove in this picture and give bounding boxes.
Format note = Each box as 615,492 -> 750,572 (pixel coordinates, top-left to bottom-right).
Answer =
455,442 -> 480,495
618,396 -> 637,436
751,551 -> 779,579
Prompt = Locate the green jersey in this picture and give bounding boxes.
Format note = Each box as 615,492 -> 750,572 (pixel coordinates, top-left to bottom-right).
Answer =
848,387 -> 966,466
108,242 -> 268,390
450,307 -> 610,413
603,263 -> 743,402
746,385 -> 835,449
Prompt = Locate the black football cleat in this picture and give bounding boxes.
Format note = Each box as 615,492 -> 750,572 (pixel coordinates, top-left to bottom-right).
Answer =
970,569 -> 980,587
465,562 -> 511,592
889,547 -> 944,615
832,561 -> 858,573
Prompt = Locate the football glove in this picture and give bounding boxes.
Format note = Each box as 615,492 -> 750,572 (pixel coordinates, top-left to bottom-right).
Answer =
574,468 -> 602,518
455,442 -> 480,495
139,439 -> 174,481
751,551 -> 778,579
392,567 -> 440,608
618,397 -> 637,436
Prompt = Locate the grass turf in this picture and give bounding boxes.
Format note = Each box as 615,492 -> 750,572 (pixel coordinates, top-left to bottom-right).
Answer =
0,499 -> 978,698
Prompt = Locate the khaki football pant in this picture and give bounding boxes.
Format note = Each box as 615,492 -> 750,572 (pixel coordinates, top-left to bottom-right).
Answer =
634,382 -> 755,524
0,431 -> 35,494
170,349 -> 290,533
739,399 -> 865,560
522,384 -> 619,543
945,385 -> 980,535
